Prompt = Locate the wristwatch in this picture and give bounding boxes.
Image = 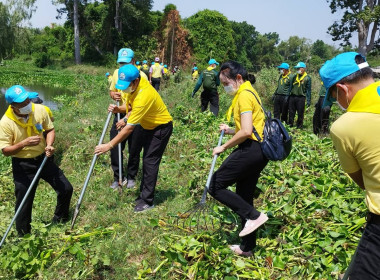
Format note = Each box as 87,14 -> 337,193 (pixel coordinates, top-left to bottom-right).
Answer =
123,117 -> 127,123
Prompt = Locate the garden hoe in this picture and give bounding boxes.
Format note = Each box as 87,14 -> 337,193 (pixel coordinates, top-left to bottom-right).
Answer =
0,156 -> 48,248
176,130 -> 229,231
71,111 -> 113,230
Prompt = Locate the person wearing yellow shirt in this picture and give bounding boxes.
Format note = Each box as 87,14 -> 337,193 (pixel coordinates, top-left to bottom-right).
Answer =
149,57 -> 164,91
192,66 -> 199,81
95,65 -> 173,213
108,48 -> 146,189
28,91 -> 54,122
105,72 -> 112,85
0,85 -> 73,236
136,61 -> 141,70
208,61 -> 269,257
320,52 -> 380,279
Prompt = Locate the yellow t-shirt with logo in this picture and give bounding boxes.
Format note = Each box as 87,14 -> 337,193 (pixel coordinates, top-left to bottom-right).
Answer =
123,78 -> 172,130
0,104 -> 54,158
233,81 -> 265,141
330,81 -> 380,214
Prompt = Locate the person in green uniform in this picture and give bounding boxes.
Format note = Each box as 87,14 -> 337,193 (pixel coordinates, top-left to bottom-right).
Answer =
273,62 -> 293,123
191,59 -> 220,116
312,81 -> 332,135
288,62 -> 311,128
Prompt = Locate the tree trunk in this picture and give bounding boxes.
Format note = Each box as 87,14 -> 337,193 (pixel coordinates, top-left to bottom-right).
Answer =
73,0 -> 81,64
170,26 -> 175,67
114,0 -> 120,55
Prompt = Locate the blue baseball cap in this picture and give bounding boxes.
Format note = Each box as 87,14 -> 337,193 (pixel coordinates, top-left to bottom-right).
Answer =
105,72 -> 110,77
136,61 -> 140,65
115,64 -> 140,90
194,67 -> 198,70
5,85 -> 29,104
143,60 -> 147,64
151,62 -> 155,65
117,48 -> 134,63
277,63 -> 289,70
164,64 -> 167,68
28,92 -> 39,99
208,59 -> 219,65
320,52 -> 369,107
294,62 -> 306,68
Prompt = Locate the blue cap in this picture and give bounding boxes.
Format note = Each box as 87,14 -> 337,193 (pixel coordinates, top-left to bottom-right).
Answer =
136,61 -> 140,65
194,67 -> 198,70
164,64 -> 167,68
160,62 -> 163,66
208,59 -> 219,65
115,64 -> 140,90
105,72 -> 110,77
151,62 -> 155,65
28,92 -> 39,99
117,48 -> 134,63
294,62 -> 306,68
320,52 -> 369,107
5,85 -> 29,104
277,63 -> 289,70
143,60 -> 147,64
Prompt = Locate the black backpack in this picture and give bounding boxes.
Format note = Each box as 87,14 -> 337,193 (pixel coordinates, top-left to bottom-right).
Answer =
247,90 -> 292,161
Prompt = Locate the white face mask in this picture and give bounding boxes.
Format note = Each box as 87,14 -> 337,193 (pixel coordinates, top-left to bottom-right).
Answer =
124,87 -> 133,94
297,70 -> 302,75
280,69 -> 284,75
336,88 -> 347,111
18,103 -> 32,115
224,85 -> 237,96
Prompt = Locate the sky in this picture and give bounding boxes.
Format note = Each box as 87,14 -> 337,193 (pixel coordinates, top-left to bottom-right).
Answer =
24,0 -> 351,47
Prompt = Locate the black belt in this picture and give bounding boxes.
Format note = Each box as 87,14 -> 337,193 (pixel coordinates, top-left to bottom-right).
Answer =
13,153 -> 45,162
366,212 -> 380,224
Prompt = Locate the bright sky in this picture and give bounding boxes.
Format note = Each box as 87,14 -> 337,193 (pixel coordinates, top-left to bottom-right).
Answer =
24,0 -> 352,47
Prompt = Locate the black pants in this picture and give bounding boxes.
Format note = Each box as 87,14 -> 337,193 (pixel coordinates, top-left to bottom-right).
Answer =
288,95 -> 306,128
349,217 -> 380,279
200,89 -> 219,116
12,155 -> 73,235
137,122 -> 173,205
312,96 -> 331,135
126,125 -> 143,180
273,95 -> 289,123
110,113 -> 127,181
208,139 -> 268,252
151,78 -> 161,92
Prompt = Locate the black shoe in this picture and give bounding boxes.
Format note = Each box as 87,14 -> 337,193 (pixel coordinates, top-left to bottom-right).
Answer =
134,203 -> 154,213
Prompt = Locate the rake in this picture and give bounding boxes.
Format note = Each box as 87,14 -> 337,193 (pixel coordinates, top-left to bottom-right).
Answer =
71,111 -> 113,230
176,130 -> 236,231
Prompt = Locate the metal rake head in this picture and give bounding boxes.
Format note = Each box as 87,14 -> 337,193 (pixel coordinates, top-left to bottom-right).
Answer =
174,201 -> 237,232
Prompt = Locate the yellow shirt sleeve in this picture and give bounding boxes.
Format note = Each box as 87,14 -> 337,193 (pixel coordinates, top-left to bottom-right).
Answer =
237,90 -> 256,114
109,69 -> 119,91
0,119 -> 13,151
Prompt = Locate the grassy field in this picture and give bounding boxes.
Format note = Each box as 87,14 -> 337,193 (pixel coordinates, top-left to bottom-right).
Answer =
0,60 -> 367,279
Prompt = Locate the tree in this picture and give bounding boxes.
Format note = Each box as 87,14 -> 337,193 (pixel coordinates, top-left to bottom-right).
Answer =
73,0 -> 80,64
0,3 -> 14,60
327,0 -> 380,55
184,10 -> 236,64
277,36 -> 312,64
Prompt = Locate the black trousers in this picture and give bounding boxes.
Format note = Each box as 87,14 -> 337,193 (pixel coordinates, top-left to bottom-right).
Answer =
137,122 -> 173,205
288,95 -> 306,128
349,217 -> 380,279
126,125 -> 143,180
200,89 -> 219,116
151,78 -> 161,92
12,155 -> 73,235
273,95 -> 289,123
208,139 -> 268,252
312,96 -> 331,135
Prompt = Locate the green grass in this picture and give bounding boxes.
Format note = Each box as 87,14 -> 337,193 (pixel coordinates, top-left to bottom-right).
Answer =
0,60 -> 366,279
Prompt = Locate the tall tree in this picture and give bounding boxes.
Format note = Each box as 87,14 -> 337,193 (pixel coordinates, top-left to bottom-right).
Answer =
0,3 -> 14,60
327,0 -> 380,55
73,0 -> 80,64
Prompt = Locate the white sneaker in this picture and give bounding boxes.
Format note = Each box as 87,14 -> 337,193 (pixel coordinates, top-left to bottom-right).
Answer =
239,213 -> 268,237
229,245 -> 253,257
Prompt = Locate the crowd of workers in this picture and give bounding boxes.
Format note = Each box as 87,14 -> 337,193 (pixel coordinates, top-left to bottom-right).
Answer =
0,47 -> 379,278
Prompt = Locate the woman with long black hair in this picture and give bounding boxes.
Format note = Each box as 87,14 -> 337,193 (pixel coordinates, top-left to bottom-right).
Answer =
209,61 -> 269,256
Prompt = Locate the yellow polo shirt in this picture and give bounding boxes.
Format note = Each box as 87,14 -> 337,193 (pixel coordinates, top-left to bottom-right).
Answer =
123,78 -> 172,130
330,81 -> 380,214
150,63 -> 164,79
0,104 -> 54,158
233,81 -> 265,141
